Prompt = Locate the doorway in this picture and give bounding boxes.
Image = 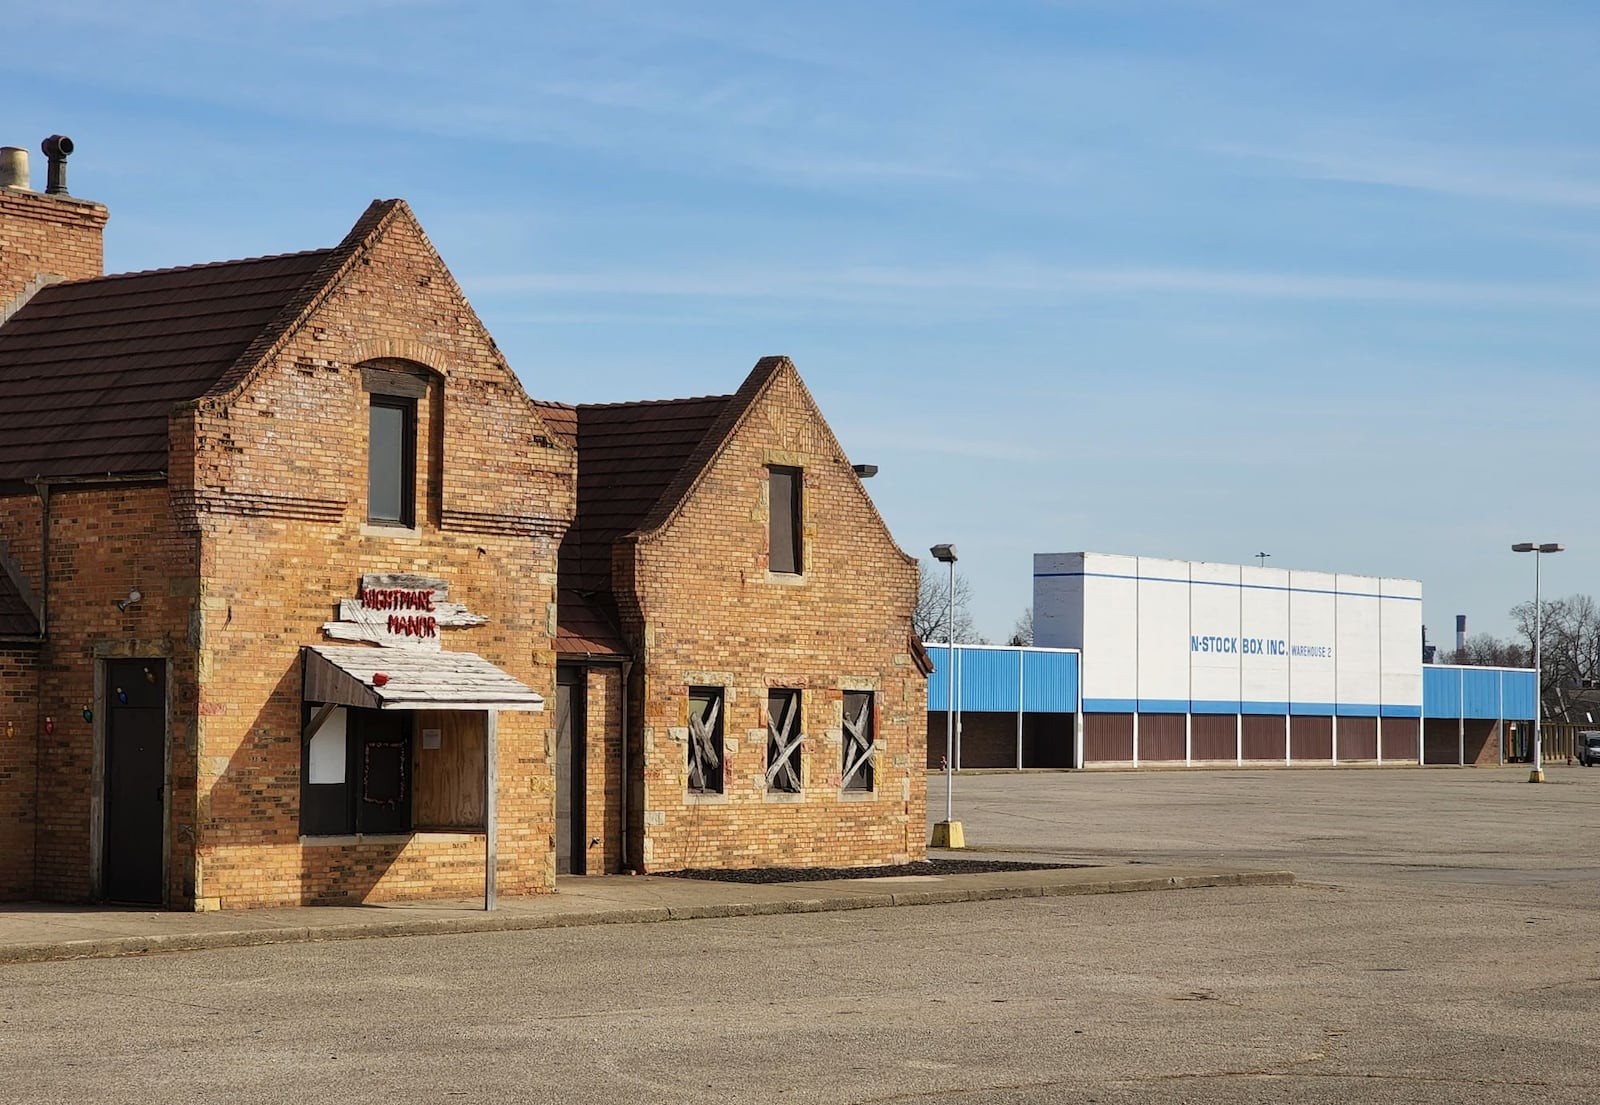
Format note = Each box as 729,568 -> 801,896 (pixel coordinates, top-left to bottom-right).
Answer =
103,659 -> 166,905
555,665 -> 587,874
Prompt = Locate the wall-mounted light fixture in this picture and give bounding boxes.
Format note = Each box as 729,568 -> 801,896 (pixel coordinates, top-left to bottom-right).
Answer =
851,463 -> 879,479
114,588 -> 143,612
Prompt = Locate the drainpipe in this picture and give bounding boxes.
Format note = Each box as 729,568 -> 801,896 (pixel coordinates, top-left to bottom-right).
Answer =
619,658 -> 633,872
29,480 -> 50,638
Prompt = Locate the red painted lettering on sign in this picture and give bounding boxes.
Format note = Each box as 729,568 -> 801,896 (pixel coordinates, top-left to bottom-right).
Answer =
361,587 -> 436,612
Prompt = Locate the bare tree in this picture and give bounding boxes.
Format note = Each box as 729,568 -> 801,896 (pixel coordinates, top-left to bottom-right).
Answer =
1510,593 -> 1600,702
914,559 -> 979,644
1450,633 -> 1527,668
1008,607 -> 1034,647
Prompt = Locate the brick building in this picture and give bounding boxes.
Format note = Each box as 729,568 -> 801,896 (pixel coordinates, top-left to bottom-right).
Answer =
0,138 -> 927,908
1,142 -> 571,909
539,362 -> 928,875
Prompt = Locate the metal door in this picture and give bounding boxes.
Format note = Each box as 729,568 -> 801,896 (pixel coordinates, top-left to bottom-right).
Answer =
103,659 -> 166,904
554,666 -> 586,874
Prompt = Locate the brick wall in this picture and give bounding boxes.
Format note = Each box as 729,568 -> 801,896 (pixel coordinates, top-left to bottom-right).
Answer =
0,484 -> 199,902
583,664 -> 624,873
0,187 -> 107,318
169,205 -> 573,908
620,364 -> 926,872
0,644 -> 39,898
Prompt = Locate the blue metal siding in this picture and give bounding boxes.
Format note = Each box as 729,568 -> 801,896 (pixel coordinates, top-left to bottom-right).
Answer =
927,645 -> 953,711
955,648 -> 1022,712
1021,650 -> 1078,713
1462,669 -> 1500,718
927,646 -> 1079,714
1500,670 -> 1537,719
1423,666 -> 1462,718
1423,665 -> 1537,719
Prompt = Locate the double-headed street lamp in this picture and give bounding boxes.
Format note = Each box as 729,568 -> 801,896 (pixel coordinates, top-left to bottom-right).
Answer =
929,543 -> 963,848
1512,541 -> 1563,783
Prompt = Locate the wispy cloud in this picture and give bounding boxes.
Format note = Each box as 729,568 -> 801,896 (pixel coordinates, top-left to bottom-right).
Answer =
470,260 -> 1600,312
1217,138 -> 1600,210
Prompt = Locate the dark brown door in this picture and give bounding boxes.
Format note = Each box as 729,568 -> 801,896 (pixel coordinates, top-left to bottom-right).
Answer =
103,660 -> 166,905
354,711 -> 411,834
555,666 -> 586,875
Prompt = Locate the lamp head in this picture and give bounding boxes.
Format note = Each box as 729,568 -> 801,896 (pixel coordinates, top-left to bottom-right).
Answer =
1512,542 -> 1536,553
929,543 -> 958,564
114,588 -> 143,612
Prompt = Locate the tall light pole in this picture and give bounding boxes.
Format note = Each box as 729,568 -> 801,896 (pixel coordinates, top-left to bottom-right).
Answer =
929,543 -> 963,849
1512,541 -> 1563,783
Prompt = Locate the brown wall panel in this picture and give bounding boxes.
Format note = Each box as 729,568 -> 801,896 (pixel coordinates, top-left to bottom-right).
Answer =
1190,715 -> 1236,761
958,712 -> 1019,769
1379,717 -> 1419,761
1022,714 -> 1074,768
1337,717 -> 1377,761
1422,718 -> 1459,765
1241,714 -> 1285,760
1083,713 -> 1132,762
1138,714 -> 1185,761
1290,715 -> 1332,762
1464,719 -> 1500,765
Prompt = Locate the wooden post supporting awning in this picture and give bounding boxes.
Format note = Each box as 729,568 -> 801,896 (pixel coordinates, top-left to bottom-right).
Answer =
301,646 -> 544,911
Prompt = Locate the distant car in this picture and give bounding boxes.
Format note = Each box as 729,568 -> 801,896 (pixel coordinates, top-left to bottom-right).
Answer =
1580,732 -> 1600,767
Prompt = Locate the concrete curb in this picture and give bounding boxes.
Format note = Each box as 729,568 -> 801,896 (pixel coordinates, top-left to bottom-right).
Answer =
0,869 -> 1292,966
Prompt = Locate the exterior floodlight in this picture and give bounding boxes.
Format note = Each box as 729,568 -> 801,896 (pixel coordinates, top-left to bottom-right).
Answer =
1513,541 -> 1565,782
851,464 -> 878,479
930,543 -> 957,563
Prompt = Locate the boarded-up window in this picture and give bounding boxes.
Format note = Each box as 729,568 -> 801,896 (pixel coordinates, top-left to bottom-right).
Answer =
766,689 -> 802,792
687,687 -> 725,794
841,691 -> 875,791
768,466 -> 802,574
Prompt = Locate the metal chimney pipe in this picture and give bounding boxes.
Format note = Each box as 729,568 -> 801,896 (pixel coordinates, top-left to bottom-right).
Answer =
41,135 -> 74,196
1455,614 -> 1467,654
0,147 -> 28,190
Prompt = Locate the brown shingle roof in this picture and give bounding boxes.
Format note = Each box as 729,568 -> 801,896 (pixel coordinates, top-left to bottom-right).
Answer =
531,400 -> 576,449
561,393 -> 734,591
0,250 -> 332,483
555,589 -> 629,656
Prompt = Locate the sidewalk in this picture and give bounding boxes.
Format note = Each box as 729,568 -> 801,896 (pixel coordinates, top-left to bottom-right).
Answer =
0,860 -> 1291,965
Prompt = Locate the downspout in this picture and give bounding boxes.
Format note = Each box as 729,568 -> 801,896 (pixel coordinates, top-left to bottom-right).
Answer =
31,480 -> 49,897
619,657 -> 633,872
31,480 -> 49,639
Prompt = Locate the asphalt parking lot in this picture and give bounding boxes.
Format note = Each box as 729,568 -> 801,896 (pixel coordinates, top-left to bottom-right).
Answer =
3,766 -> 1596,1104
939,763 -> 1600,897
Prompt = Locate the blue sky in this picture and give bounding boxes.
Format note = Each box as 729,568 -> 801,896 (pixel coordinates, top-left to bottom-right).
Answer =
9,1 -> 1599,646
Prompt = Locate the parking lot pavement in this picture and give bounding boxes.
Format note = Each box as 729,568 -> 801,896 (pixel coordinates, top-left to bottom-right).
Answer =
5,765 -> 1598,1103
936,764 -> 1600,901
0,864 -> 1290,966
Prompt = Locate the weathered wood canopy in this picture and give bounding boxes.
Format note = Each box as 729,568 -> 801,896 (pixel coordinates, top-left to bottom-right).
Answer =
302,645 -> 544,713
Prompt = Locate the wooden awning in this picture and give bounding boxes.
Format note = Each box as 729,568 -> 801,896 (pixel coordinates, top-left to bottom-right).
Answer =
302,645 -> 544,712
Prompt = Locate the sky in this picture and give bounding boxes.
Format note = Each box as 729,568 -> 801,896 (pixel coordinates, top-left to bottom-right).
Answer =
7,0 -> 1600,647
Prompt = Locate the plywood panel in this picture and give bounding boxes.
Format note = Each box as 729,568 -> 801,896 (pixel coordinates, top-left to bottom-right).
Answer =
413,710 -> 486,829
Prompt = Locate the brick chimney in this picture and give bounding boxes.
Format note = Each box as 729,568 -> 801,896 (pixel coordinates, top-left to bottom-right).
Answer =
0,136 -> 109,323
